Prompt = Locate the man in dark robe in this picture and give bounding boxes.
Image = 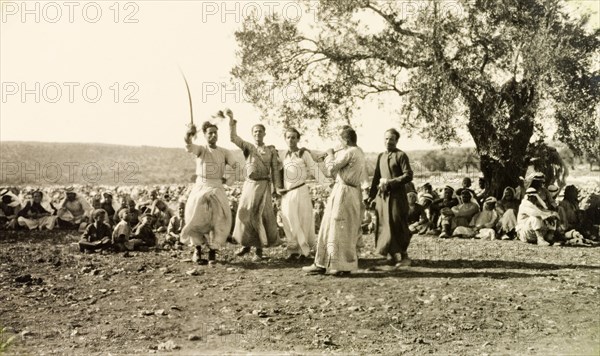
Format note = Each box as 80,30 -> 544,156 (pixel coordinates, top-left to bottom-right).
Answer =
367,128 -> 414,267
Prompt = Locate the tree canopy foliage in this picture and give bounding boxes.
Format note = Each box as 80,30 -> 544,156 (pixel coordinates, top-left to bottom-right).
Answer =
233,0 -> 599,195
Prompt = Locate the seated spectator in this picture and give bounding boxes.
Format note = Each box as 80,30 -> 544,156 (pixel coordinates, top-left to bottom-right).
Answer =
128,198 -> 140,228
165,202 -> 185,245
418,183 -> 440,201
461,177 -> 472,190
91,192 -> 102,209
496,187 -> 520,239
547,184 -> 560,201
0,188 -> 22,230
112,208 -> 132,252
526,172 -> 557,210
57,187 -> 93,230
17,190 -> 57,231
558,185 -> 581,232
149,193 -> 173,232
475,177 -> 491,205
407,192 -> 429,234
517,188 -> 559,246
100,192 -> 118,226
361,207 -> 376,235
451,189 -> 480,227
129,214 -> 157,250
431,186 -> 459,235
79,209 -> 112,253
453,196 -> 499,239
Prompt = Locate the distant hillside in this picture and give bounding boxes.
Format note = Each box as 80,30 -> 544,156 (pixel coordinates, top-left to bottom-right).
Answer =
0,141 -> 476,185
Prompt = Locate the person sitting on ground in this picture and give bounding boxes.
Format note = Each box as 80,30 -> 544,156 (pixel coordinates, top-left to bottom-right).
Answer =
165,202 -> 185,245
547,184 -> 560,201
361,207 -> 376,235
149,193 -> 173,233
112,208 -> 132,252
418,182 -> 440,202
129,213 -> 157,251
100,192 -> 118,226
17,190 -> 57,231
407,191 -> 429,234
430,186 -> 459,235
516,187 -> 559,246
127,198 -> 140,229
453,196 -> 499,239
475,177 -> 491,206
526,172 -> 558,211
417,193 -> 435,234
0,188 -> 22,230
448,189 -> 480,237
496,186 -> 520,240
558,185 -> 590,240
79,209 -> 112,253
57,187 -> 93,230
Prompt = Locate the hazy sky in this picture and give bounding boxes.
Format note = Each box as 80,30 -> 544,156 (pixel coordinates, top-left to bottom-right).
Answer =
1,0 -> 598,152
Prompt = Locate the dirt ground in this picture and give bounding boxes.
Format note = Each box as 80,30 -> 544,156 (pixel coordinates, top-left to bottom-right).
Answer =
1,230 -> 599,355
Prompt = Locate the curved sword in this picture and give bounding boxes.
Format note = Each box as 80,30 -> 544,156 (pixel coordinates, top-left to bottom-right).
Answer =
178,66 -> 194,126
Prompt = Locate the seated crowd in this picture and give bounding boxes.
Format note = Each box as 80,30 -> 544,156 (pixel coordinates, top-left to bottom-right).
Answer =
408,173 -> 599,246
0,171 -> 598,255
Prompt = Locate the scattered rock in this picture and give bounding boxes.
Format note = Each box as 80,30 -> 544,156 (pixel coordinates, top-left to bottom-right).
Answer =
140,310 -> 154,316
15,275 -> 33,284
186,269 -> 202,276
252,309 -> 268,318
515,305 -> 523,311
155,309 -> 167,316
188,334 -> 201,341
157,340 -> 180,351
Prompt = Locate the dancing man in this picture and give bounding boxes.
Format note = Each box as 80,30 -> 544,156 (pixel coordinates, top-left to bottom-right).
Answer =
228,110 -> 283,261
181,121 -> 236,265
302,126 -> 367,276
279,127 -> 327,261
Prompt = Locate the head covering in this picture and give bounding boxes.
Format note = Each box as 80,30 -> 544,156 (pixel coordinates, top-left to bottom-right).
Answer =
65,186 -> 75,192
526,172 -> 545,181
525,187 -> 537,194
484,196 -> 497,203
444,185 -> 454,192
421,193 -> 434,202
502,186 -> 516,200
547,184 -> 560,198
0,188 -> 8,196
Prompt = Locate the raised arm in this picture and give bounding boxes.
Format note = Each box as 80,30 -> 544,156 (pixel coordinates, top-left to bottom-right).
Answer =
324,148 -> 352,177
184,124 -> 204,156
227,109 -> 253,152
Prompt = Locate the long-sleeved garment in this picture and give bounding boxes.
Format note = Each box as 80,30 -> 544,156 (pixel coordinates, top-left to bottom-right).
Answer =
17,201 -> 56,230
368,148 -> 414,256
313,146 -> 367,272
180,142 -> 235,249
280,148 -> 327,256
230,123 -> 282,248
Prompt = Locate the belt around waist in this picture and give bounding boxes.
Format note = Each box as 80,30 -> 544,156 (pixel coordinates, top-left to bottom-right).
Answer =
285,183 -> 306,192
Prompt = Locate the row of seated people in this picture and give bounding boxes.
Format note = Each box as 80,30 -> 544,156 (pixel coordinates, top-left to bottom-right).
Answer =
0,187 -> 185,234
397,173 -> 599,246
